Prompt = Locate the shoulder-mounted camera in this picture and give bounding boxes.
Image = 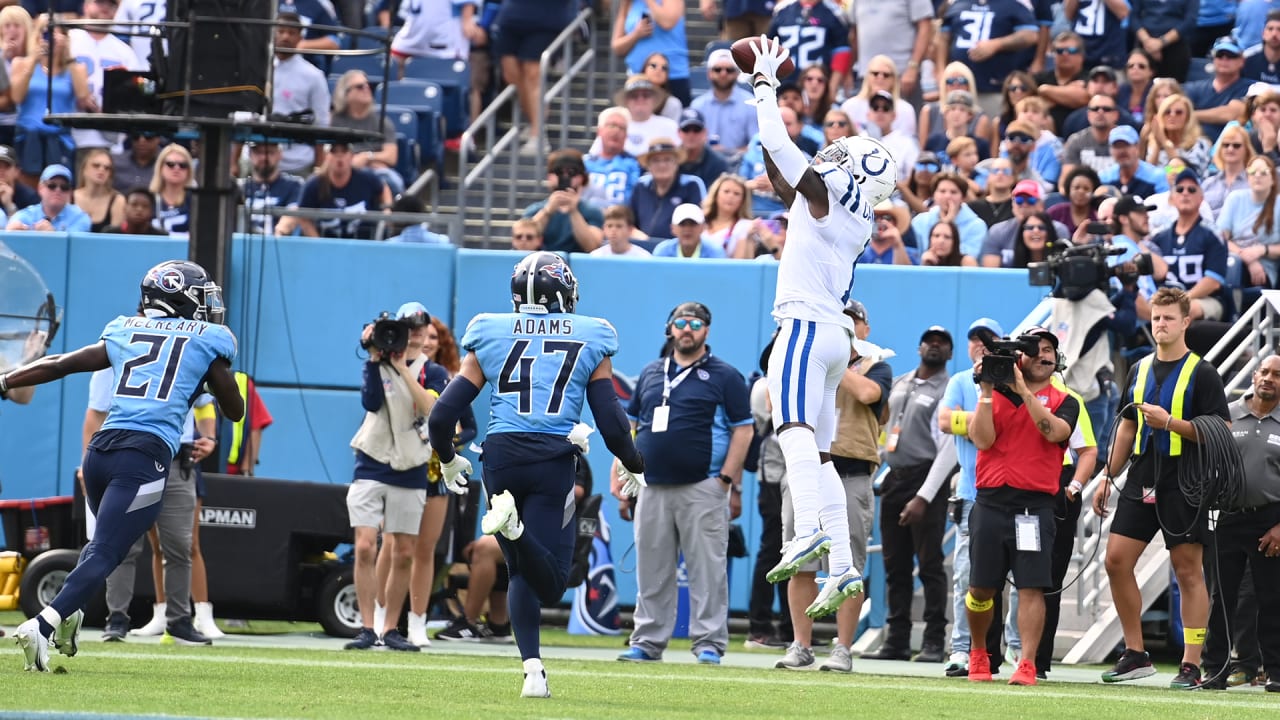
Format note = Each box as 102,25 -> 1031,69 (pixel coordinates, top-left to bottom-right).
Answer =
1028,240 -> 1153,300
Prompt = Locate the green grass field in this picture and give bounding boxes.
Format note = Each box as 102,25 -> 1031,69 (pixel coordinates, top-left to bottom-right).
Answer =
0,614 -> 1274,720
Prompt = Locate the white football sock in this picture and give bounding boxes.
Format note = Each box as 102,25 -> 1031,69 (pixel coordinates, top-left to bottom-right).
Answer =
777,426 -> 822,535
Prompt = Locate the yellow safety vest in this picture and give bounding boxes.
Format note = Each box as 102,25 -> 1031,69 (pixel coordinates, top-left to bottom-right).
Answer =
1132,352 -> 1200,457
1051,377 -> 1095,466
226,372 -> 250,465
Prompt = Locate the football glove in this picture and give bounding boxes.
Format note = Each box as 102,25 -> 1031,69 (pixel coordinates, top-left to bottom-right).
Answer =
568,422 -> 594,455
750,34 -> 789,90
440,454 -> 472,495
618,465 -> 647,498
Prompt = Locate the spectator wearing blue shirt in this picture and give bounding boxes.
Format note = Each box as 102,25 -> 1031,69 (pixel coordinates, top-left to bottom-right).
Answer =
630,138 -> 706,238
1235,0 -> 1280,49
1185,37 -> 1254,142
6,164 -> 90,232
619,300 -> 753,665
689,49 -> 758,154
1099,126 -> 1169,198
584,107 -> 643,209
675,109 -> 729,191
1151,168 -> 1231,320
1132,0 -> 1200,82
522,148 -> 605,253
652,203 -> 727,258
861,203 -> 921,265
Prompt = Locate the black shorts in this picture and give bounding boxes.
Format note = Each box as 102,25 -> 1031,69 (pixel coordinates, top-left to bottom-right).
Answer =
1110,489 -> 1207,547
492,27 -> 560,62
968,501 -> 1056,590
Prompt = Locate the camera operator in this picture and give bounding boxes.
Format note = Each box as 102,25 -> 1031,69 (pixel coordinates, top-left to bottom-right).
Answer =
964,327 -> 1080,686
1094,287 -> 1230,689
521,149 -> 604,254
345,302 -> 450,652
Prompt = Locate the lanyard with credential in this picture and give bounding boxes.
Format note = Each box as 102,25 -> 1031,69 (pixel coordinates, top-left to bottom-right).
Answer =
653,354 -> 708,433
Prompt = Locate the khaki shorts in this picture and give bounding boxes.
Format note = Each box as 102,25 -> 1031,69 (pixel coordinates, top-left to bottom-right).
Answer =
347,479 -> 426,535
781,470 -> 874,573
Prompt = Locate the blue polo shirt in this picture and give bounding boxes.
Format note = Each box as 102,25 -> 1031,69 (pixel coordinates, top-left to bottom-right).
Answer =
652,238 -> 727,258
629,174 -> 707,239
1184,77 -> 1253,141
858,242 -> 921,265
941,368 -> 981,501
1099,160 -> 1168,196
690,86 -> 759,151
10,202 -> 90,232
627,351 -> 752,485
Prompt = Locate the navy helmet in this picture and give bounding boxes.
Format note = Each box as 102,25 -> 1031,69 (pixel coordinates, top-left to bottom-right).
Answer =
511,251 -> 578,314
140,260 -> 224,324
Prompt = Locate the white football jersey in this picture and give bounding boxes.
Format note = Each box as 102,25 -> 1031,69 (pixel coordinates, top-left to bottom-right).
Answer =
772,163 -> 875,333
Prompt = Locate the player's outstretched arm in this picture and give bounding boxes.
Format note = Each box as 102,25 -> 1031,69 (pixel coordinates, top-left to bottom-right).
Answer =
0,342 -> 110,393
586,357 -> 644,474
205,358 -> 245,422
428,353 -> 486,463
751,36 -> 830,217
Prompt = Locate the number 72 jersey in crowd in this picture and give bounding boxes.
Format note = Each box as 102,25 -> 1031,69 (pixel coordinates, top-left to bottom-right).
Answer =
99,315 -> 238,455
462,312 -> 618,437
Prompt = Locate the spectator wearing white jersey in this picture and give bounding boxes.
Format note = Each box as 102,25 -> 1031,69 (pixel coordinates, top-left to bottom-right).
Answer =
69,0 -> 140,158
391,0 -> 483,64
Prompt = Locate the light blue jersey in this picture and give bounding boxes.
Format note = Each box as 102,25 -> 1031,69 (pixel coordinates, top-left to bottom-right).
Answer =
462,312 -> 618,436
99,315 -> 237,455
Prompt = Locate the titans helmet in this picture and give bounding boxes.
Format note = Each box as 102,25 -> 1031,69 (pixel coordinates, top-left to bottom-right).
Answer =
140,260 -> 225,324
816,135 -> 898,207
511,251 -> 578,314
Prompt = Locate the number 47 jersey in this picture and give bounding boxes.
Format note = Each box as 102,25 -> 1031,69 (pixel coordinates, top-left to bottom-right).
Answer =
100,315 -> 238,455
463,312 -> 618,436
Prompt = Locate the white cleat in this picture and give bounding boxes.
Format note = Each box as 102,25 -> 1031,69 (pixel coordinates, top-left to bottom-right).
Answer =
134,603 -> 167,637
15,619 -> 51,672
54,610 -> 84,658
521,659 -> 551,698
805,569 -> 864,618
767,530 -> 831,583
482,491 -> 524,540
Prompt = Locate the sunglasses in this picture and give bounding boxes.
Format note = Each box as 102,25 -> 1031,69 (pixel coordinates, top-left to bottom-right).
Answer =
825,119 -> 850,127
1221,142 -> 1244,149
870,103 -> 893,113
1013,195 -> 1039,205
44,181 -> 70,191
710,66 -> 736,74
988,167 -> 1012,175
348,82 -> 370,91
89,161 -> 112,170
671,317 -> 705,331
1023,224 -> 1048,231
1163,107 -> 1188,117
915,162 -> 939,172
164,160 -> 189,170
1007,84 -> 1028,93
1214,52 -> 1241,60
1249,169 -> 1273,177
679,125 -> 704,132
1054,46 -> 1082,55
1173,185 -> 1200,193
1006,134 -> 1035,144
647,62 -> 668,71
1088,105 -> 1117,112
945,77 -> 968,86
868,70 -> 893,79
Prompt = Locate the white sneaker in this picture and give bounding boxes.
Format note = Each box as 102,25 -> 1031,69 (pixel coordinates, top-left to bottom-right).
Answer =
518,135 -> 546,157
373,602 -> 387,638
944,650 -> 969,677
1005,645 -> 1021,667
482,491 -> 524,540
54,610 -> 84,658
194,602 -> 226,640
819,643 -> 853,673
521,658 -> 550,698
407,612 -> 432,647
767,530 -> 831,583
15,618 -> 51,672
134,603 -> 167,637
805,568 -> 863,619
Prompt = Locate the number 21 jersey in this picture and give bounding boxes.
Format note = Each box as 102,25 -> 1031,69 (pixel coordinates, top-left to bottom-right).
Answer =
463,313 -> 618,437
99,315 -> 238,456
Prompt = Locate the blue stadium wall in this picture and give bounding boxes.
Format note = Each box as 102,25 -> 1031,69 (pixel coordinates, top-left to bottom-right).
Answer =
0,233 -> 1048,612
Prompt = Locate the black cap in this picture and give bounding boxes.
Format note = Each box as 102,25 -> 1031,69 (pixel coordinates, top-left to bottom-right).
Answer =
1088,65 -> 1118,81
0,145 -> 15,165
670,301 -> 711,325
678,108 -> 706,131
1114,195 -> 1156,215
920,325 -> 953,345
844,299 -> 867,323
1022,325 -> 1059,350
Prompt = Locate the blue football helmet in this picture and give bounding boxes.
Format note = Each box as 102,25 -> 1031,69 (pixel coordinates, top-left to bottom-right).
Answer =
140,260 -> 225,324
511,251 -> 578,314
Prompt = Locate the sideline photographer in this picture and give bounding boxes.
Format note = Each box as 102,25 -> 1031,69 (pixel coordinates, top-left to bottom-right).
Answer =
964,327 -> 1079,687
522,149 -> 604,254
345,302 -> 450,652
1030,225 -> 1151,454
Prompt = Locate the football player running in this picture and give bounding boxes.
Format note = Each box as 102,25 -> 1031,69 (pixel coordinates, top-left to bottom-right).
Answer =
426,251 -> 646,698
749,34 -> 898,618
2,260 -> 243,671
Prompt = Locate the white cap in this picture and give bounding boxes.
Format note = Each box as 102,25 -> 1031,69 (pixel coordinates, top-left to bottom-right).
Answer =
672,203 -> 705,225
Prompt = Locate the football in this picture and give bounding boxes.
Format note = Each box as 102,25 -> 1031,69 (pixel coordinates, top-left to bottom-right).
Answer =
729,37 -> 796,81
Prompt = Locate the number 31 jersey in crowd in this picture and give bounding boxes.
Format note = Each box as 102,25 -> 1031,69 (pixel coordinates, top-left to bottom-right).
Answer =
99,315 -> 238,456
463,312 -> 618,437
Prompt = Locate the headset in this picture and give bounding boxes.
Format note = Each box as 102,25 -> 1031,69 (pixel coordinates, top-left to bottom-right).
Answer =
664,301 -> 712,338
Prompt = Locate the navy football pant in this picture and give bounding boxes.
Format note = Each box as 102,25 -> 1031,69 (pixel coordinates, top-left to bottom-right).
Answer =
51,446 -> 168,621
486,453 -> 577,661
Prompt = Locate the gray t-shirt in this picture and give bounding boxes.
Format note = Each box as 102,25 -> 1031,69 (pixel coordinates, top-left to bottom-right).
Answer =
273,54 -> 332,172
1062,128 -> 1116,177
981,217 -> 1071,267
330,111 -> 396,155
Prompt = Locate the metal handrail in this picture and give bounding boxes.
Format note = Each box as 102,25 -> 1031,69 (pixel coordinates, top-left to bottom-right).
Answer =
535,8 -> 596,169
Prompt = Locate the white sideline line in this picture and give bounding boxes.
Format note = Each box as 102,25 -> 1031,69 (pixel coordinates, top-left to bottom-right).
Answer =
86,651 -> 1275,710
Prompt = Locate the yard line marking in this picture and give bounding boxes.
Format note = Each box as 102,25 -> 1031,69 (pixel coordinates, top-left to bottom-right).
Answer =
86,652 -> 1275,710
